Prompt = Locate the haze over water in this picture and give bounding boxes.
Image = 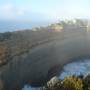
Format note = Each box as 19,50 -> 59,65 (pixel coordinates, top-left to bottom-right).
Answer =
1,0 -> 90,32
0,21 -> 51,32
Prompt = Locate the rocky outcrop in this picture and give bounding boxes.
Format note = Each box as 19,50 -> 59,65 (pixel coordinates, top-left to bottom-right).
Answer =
42,73 -> 90,90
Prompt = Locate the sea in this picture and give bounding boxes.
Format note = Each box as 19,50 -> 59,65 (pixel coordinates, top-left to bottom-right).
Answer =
0,21 -> 51,33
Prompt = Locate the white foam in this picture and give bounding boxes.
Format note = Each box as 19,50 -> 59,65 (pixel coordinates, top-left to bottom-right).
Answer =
60,59 -> 90,79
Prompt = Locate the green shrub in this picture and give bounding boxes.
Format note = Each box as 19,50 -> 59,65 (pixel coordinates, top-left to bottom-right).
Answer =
62,75 -> 83,90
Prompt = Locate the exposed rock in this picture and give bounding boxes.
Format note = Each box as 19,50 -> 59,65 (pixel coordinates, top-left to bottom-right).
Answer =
47,76 -> 60,87
42,76 -> 83,90
42,76 -> 62,90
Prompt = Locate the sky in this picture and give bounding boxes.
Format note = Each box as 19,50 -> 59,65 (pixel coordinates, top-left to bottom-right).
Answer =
0,0 -> 90,22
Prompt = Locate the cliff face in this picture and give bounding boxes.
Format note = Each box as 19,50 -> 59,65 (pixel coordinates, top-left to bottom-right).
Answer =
0,28 -> 63,90
0,29 -> 57,66
0,22 -> 89,90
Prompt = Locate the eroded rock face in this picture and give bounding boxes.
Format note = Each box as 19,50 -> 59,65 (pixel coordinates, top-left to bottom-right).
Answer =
0,26 -> 89,90
0,30 -> 63,90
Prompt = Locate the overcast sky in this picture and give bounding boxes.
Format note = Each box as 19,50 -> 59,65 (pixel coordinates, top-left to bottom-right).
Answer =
0,0 -> 90,22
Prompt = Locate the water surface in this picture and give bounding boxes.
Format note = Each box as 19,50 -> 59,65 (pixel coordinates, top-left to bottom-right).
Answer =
60,59 -> 90,79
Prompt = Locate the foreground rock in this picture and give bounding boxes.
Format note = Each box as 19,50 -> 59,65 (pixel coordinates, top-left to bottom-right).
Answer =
42,73 -> 90,90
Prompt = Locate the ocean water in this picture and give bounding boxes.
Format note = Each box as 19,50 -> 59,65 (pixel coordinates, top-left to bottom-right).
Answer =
60,59 -> 90,79
0,21 -> 31,32
22,85 -> 39,90
0,21 -> 50,33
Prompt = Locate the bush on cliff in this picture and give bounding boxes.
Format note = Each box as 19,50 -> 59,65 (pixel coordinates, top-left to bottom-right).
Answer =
42,74 -> 90,90
62,76 -> 83,90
